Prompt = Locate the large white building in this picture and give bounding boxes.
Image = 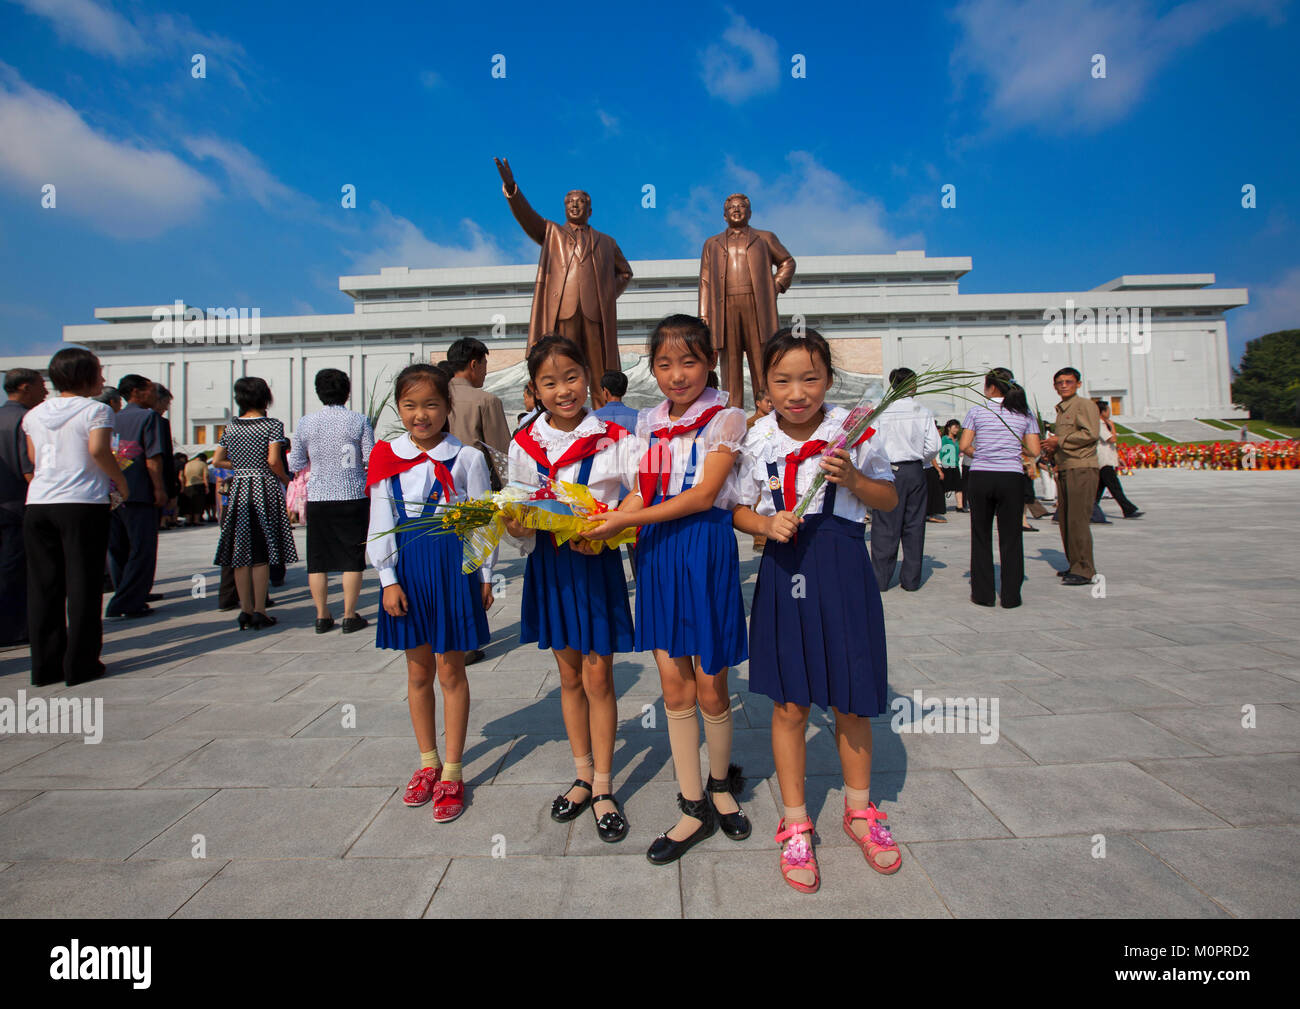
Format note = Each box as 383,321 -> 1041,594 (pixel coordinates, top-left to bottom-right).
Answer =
7,250 -> 1248,449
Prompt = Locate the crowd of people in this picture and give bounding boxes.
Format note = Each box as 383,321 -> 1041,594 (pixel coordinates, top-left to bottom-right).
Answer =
7,315 -> 1272,896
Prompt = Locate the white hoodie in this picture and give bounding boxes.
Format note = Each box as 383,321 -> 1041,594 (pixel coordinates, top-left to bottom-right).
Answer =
21,396 -> 116,505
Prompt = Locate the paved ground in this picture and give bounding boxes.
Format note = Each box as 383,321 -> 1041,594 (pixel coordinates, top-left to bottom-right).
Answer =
1,470 -> 1297,918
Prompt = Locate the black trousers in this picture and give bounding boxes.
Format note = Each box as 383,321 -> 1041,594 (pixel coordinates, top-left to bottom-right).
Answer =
968,470 -> 1026,607
0,509 -> 28,643
870,460 -> 927,591
106,502 -> 158,616
24,503 -> 111,685
925,466 -> 947,516
1095,465 -> 1138,516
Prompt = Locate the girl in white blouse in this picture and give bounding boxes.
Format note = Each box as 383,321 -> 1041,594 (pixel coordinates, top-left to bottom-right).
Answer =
365,365 -> 494,825
585,314 -> 751,865
733,328 -> 902,894
504,334 -> 639,843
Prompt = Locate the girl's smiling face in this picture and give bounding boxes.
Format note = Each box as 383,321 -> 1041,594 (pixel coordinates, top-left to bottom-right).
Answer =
532,351 -> 589,427
397,379 -> 450,448
766,345 -> 831,428
652,335 -> 714,412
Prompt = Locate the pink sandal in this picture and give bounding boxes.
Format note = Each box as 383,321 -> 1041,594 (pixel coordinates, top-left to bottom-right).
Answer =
843,799 -> 902,875
774,818 -> 820,894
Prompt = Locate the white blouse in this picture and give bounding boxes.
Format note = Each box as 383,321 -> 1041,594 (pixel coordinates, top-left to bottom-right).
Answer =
634,388 -> 747,509
367,433 -> 495,586
737,406 -> 894,522
506,410 -> 642,555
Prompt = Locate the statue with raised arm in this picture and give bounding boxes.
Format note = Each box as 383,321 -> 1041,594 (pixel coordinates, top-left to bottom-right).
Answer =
495,157 -> 633,407
699,194 -> 796,409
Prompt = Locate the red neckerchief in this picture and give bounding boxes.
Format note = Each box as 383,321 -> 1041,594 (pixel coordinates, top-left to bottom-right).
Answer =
365,439 -> 456,501
513,418 -> 628,499
780,424 -> 876,512
637,404 -> 725,504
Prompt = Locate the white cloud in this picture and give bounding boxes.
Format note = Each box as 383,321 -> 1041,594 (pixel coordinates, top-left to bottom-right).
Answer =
669,151 -> 922,255
419,69 -> 442,89
182,137 -> 302,212
0,71 -> 217,237
950,0 -> 1286,132
11,0 -> 143,58
596,108 -> 619,135
699,10 -> 780,104
12,0 -> 252,86
345,203 -> 517,273
1230,265 -> 1300,351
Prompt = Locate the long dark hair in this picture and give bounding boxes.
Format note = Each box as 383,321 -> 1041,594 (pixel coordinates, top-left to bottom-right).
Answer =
393,364 -> 452,433
985,368 -> 1030,416
648,314 -> 715,364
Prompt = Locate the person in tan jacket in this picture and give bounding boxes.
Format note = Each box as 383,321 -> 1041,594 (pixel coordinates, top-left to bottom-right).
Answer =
1042,368 -> 1099,584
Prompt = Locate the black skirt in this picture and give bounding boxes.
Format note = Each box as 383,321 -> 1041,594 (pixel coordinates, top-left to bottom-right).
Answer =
305,499 -> 369,573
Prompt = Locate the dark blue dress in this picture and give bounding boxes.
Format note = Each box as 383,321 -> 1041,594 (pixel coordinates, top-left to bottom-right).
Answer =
634,441 -> 748,676
375,457 -> 489,654
748,479 -> 888,716
519,453 -> 634,656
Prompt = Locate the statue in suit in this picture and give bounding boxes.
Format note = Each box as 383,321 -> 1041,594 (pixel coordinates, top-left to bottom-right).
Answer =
495,158 -> 633,407
698,194 -> 796,408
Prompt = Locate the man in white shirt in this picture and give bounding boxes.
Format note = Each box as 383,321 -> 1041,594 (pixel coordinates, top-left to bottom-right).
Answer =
868,368 -> 940,591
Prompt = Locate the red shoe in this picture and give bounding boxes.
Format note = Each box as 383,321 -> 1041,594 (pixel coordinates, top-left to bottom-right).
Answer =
431,779 -> 466,823
403,766 -> 441,807
843,799 -> 902,875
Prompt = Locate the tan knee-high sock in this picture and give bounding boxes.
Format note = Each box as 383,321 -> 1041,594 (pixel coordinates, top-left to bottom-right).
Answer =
665,705 -> 703,801
420,749 -> 442,771
700,706 -> 734,781
783,803 -> 809,825
844,784 -> 871,811
441,761 -> 463,783
573,751 -> 594,784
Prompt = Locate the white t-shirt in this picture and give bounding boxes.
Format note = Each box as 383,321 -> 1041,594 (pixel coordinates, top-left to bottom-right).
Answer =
737,406 -> 895,522
366,433 -> 496,586
634,388 -> 747,509
22,397 -> 116,505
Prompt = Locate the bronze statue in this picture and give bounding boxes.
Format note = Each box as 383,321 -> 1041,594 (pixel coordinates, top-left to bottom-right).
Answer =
698,194 -> 795,408
495,158 -> 633,407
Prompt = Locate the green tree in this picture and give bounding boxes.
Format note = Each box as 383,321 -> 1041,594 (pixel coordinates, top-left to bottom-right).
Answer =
1232,329 -> 1300,423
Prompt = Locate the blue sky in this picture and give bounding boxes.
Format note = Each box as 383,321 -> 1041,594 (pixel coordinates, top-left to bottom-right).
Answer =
0,0 -> 1296,365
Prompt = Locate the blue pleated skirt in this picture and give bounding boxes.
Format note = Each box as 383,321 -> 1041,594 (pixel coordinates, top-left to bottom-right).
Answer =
376,526 -> 489,653
520,535 -> 634,655
749,514 -> 888,716
634,507 -> 747,676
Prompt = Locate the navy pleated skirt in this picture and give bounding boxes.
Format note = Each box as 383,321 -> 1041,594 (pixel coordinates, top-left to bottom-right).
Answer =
520,535 -> 634,655
376,526 -> 489,653
634,507 -> 747,676
749,514 -> 888,716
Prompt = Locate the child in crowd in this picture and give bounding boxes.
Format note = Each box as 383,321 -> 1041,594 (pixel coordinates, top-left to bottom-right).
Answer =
504,334 -> 637,843
366,364 -> 494,824
585,315 -> 750,865
732,328 -> 903,893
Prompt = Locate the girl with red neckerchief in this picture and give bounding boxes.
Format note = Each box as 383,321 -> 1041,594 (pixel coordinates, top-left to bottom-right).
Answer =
585,314 -> 751,866
365,365 -> 495,826
504,334 -> 637,844
733,328 -> 903,894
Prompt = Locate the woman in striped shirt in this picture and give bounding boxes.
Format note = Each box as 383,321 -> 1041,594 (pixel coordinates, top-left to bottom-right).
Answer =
959,369 -> 1041,608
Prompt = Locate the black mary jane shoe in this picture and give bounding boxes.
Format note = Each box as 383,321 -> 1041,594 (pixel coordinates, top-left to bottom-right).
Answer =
315,617 -> 335,634
550,779 -> 592,822
646,793 -> 716,865
237,611 -> 254,631
592,794 -> 629,843
707,763 -> 752,841
251,611 -> 277,629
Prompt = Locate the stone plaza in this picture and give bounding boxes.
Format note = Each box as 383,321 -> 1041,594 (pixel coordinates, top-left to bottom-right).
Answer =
0,469 -> 1296,918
